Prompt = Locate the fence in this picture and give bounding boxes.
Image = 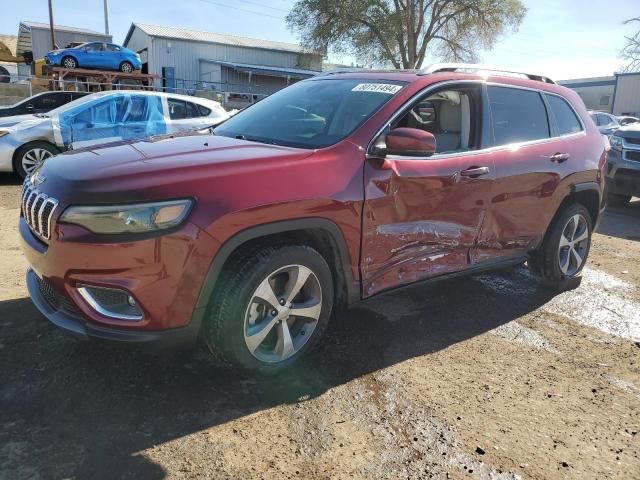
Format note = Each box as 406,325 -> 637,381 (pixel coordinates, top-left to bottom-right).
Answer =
0,72 -> 279,109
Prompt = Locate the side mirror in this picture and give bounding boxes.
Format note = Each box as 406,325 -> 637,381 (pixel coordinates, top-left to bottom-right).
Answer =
385,127 -> 437,157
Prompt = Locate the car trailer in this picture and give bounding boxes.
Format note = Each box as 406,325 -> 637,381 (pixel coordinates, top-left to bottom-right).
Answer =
45,66 -> 159,93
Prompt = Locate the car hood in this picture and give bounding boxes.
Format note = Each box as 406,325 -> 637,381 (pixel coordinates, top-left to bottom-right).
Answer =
615,125 -> 640,139
0,114 -> 40,128
37,133 -> 316,205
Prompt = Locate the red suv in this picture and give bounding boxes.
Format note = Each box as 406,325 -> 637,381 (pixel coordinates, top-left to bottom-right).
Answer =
20,64 -> 607,373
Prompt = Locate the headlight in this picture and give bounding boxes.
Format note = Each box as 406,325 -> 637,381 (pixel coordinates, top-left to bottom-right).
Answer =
609,134 -> 623,151
59,199 -> 193,234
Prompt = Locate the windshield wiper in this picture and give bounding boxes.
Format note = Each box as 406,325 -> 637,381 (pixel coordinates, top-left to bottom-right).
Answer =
234,134 -> 279,146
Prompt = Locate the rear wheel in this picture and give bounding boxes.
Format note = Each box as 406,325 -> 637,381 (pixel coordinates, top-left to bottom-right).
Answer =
13,142 -> 60,179
607,192 -> 631,208
62,56 -> 77,69
534,203 -> 592,290
120,61 -> 134,73
202,244 -> 334,374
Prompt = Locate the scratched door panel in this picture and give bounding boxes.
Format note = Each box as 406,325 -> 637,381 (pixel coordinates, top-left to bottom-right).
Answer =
362,151 -> 494,297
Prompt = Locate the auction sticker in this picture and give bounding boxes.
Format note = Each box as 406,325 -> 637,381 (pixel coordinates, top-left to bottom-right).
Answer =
352,83 -> 403,94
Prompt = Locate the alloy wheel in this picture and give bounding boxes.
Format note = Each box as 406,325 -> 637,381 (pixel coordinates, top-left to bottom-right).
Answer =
121,63 -> 133,73
243,264 -> 322,364
63,58 -> 76,69
22,148 -> 53,175
557,213 -> 589,276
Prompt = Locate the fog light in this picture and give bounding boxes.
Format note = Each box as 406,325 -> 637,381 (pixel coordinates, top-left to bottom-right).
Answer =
77,285 -> 143,321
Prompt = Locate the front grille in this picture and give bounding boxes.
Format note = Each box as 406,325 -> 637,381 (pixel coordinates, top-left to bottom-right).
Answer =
21,181 -> 59,242
625,150 -> 640,162
624,137 -> 640,145
35,275 -> 81,317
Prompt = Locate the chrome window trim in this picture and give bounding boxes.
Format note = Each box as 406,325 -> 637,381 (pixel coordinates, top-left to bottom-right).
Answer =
367,79 -> 587,161
77,285 -> 144,322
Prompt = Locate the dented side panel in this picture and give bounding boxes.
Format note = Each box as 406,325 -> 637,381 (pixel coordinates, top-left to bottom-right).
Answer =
361,152 -> 495,297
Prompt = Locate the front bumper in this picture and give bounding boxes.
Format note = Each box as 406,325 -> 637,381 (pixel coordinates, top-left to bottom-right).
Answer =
607,147 -> 640,196
26,269 -> 199,344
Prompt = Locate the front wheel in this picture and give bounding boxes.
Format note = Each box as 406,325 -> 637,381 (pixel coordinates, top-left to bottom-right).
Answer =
120,61 -> 134,73
202,244 -> 334,374
13,142 -> 60,179
62,56 -> 77,69
534,203 -> 592,290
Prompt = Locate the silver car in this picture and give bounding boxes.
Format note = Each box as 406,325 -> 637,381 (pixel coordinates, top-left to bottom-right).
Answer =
0,91 -> 229,178
588,110 -> 620,136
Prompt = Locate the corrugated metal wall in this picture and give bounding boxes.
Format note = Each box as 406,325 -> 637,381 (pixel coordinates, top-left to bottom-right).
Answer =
28,28 -> 112,60
126,27 -> 320,93
612,74 -> 640,117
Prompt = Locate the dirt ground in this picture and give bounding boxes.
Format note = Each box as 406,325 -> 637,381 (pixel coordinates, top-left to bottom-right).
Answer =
0,173 -> 638,480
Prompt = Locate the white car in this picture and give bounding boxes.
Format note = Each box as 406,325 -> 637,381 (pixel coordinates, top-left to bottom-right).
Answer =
0,90 -> 229,178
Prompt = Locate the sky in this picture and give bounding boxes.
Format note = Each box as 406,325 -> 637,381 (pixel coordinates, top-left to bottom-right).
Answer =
0,0 -> 638,80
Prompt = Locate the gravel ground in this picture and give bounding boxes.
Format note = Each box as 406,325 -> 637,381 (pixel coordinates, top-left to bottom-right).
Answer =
0,173 -> 638,480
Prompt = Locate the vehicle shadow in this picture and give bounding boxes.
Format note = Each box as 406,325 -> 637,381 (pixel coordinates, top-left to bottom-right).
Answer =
0,172 -> 20,186
0,267 -> 557,478
597,198 -> 640,241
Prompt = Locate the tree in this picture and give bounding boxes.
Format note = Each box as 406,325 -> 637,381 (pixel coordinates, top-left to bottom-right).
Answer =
287,0 -> 526,69
621,17 -> 640,72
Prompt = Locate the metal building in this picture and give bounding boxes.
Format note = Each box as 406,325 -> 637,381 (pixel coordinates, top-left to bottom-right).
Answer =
123,23 -> 323,96
561,72 -> 640,117
16,21 -> 112,75
559,76 -> 616,112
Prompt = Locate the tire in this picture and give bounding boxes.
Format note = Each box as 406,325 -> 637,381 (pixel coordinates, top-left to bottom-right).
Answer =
120,61 -> 134,74
202,244 -> 334,374
13,142 -> 60,180
535,203 -> 592,291
607,192 -> 631,208
62,56 -> 77,69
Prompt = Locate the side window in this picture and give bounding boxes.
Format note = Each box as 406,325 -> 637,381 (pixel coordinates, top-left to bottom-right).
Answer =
167,99 -> 186,119
392,86 -> 480,154
185,102 -> 201,118
488,86 -> 549,146
198,104 -> 212,116
545,94 -> 583,135
106,44 -> 122,52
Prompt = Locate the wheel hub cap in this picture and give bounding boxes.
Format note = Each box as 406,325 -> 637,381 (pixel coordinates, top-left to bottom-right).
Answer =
22,148 -> 53,175
558,214 -> 589,277
243,264 -> 322,364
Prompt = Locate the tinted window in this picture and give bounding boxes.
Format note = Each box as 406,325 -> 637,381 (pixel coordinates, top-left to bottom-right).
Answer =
167,99 -> 186,119
198,104 -> 212,116
185,102 -> 200,118
545,94 -> 582,135
488,86 -> 549,145
106,44 -> 121,52
85,43 -> 104,52
214,79 -> 405,149
31,93 -> 67,109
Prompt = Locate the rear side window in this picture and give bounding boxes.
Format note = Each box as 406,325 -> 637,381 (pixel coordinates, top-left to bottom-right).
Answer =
545,94 -> 583,135
488,86 -> 549,146
197,104 -> 212,116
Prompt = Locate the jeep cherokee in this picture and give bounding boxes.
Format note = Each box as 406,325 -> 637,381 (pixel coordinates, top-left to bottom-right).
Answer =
20,64 -> 608,373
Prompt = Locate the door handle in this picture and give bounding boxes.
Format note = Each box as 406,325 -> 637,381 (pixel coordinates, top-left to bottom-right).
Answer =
549,152 -> 571,163
460,166 -> 490,178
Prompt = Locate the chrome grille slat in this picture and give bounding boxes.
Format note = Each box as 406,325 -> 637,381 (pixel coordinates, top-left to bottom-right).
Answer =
21,180 -> 59,243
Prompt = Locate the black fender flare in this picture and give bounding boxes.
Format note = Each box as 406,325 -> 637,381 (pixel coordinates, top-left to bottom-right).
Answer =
190,218 -> 360,331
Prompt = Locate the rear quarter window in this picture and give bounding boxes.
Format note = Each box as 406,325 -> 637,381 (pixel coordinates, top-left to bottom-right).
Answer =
545,94 -> 583,135
488,86 -> 550,146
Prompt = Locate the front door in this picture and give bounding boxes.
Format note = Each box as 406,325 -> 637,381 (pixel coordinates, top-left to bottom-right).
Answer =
361,83 -> 494,297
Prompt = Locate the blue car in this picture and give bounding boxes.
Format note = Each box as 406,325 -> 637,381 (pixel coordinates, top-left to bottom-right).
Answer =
46,42 -> 142,73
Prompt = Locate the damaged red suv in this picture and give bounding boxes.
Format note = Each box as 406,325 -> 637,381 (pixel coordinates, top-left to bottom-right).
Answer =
20,64 -> 607,373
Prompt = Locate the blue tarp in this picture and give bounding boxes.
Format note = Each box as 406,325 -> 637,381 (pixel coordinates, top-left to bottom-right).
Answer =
55,93 -> 167,147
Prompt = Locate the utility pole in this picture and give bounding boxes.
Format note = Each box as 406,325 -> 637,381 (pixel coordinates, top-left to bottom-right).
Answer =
48,0 -> 57,49
103,0 -> 110,36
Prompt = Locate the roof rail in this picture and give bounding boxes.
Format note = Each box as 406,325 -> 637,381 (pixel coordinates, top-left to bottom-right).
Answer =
418,63 -> 557,85
316,68 -> 370,77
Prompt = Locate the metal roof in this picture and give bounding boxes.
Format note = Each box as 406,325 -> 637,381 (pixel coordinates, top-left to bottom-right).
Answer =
20,21 -> 107,36
125,22 -> 312,55
202,60 -> 319,78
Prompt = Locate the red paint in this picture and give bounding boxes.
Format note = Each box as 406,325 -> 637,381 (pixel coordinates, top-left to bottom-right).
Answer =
20,70 -> 606,336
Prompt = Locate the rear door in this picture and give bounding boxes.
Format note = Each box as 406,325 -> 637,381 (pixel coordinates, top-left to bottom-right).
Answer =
362,82 -> 495,297
479,85 -> 572,262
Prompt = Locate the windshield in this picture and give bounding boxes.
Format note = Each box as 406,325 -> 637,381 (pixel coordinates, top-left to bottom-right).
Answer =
214,78 -> 406,149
